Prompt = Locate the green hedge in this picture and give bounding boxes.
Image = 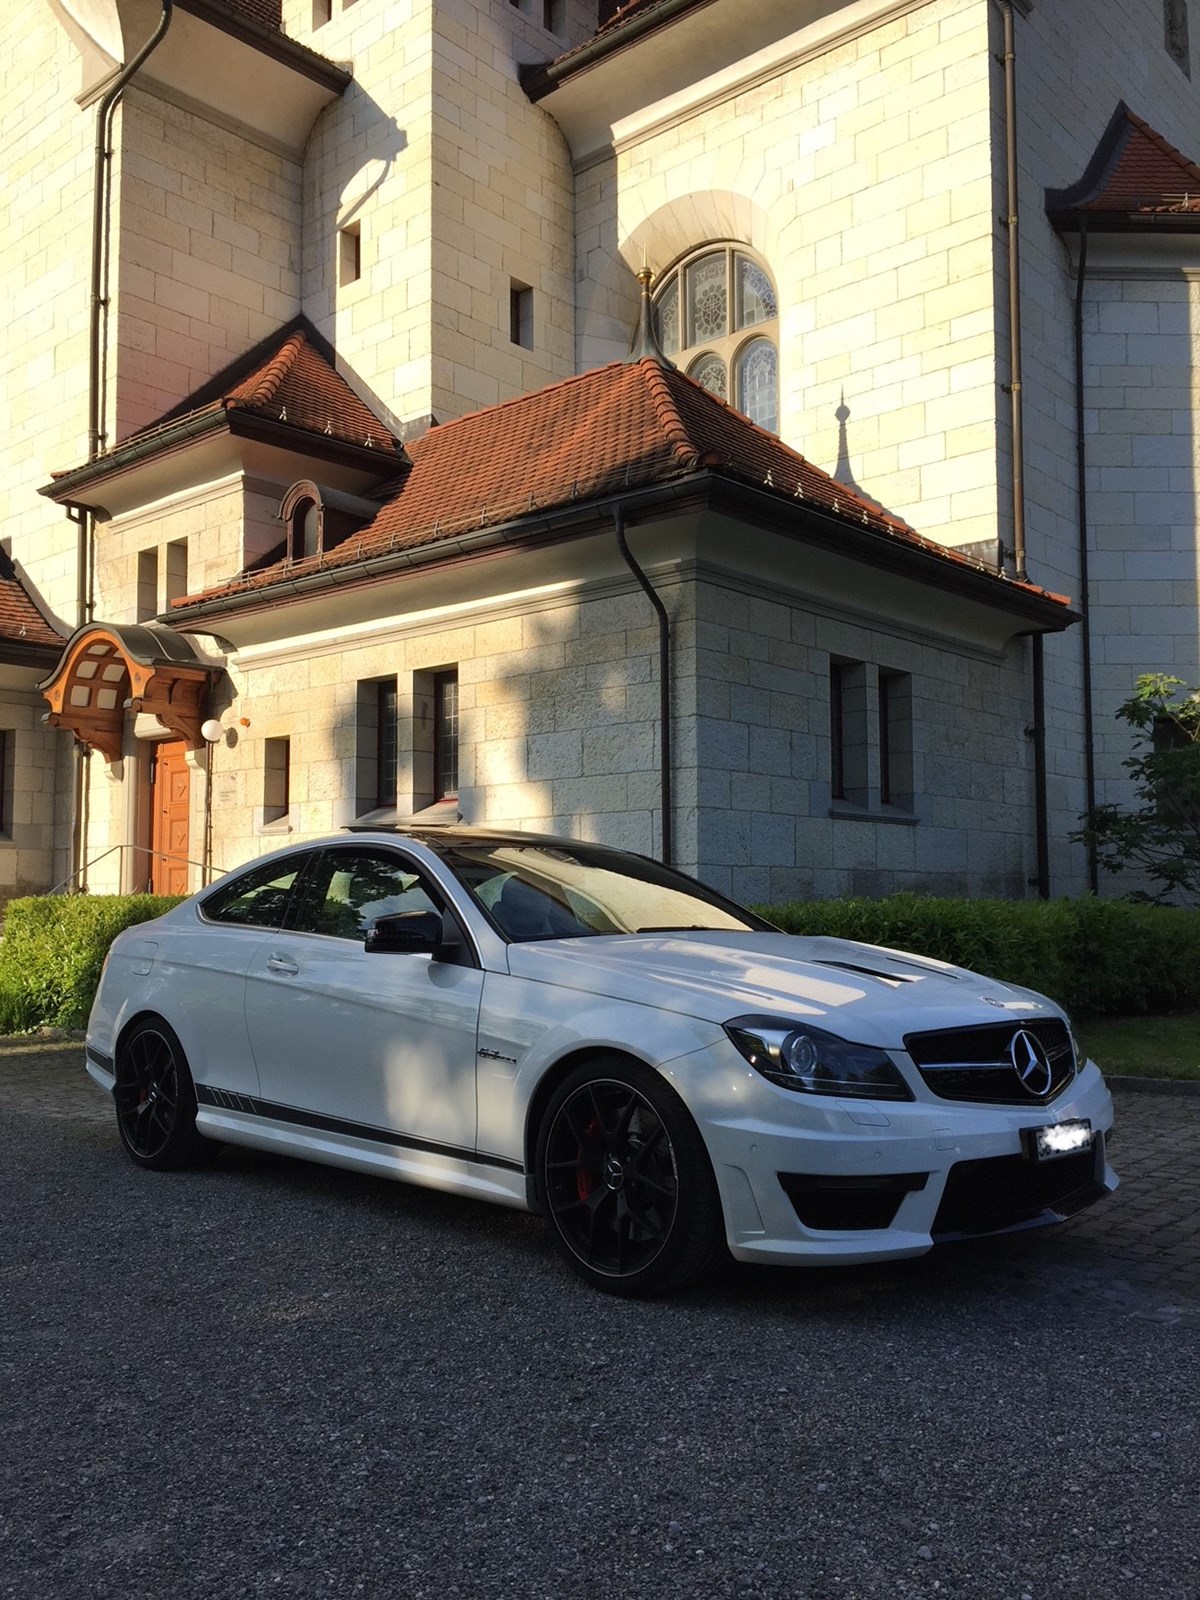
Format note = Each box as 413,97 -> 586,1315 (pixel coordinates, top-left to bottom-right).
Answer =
1,889 -> 1196,1034
756,894 -> 1200,1020
0,894 -> 184,1033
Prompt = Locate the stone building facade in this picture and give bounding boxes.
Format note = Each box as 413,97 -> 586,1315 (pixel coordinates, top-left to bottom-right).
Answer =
2,0 -> 1198,904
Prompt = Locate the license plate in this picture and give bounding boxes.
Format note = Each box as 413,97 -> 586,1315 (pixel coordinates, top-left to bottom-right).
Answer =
1021,1119 -> 1093,1163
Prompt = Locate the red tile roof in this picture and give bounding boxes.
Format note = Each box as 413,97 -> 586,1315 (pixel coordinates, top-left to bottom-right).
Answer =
224,0 -> 280,26
1047,104 -> 1200,225
0,551 -> 65,654
174,358 -> 1069,617
117,320 -> 403,460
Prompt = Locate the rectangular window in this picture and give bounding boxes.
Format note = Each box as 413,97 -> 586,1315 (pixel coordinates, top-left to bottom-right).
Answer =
137,549 -> 158,622
339,223 -> 362,286
312,0 -> 332,23
355,677 -> 398,813
543,0 -> 564,29
829,658 -> 869,808
878,670 -> 913,810
1165,0 -> 1191,74
263,737 -> 290,824
434,670 -> 459,799
165,538 -> 188,605
0,730 -> 10,836
510,282 -> 533,349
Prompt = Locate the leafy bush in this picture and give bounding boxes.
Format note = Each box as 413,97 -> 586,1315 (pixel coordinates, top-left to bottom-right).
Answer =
757,894 -> 1200,1020
0,894 -> 184,1033
1072,673 -> 1200,903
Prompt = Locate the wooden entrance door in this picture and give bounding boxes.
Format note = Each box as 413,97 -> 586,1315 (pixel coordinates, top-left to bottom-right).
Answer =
150,740 -> 191,895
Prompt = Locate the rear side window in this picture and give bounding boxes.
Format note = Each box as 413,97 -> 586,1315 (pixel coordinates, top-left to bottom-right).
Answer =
200,856 -> 308,929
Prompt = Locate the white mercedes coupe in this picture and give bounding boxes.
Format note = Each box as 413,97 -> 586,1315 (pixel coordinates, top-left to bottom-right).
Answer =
86,828 -> 1117,1295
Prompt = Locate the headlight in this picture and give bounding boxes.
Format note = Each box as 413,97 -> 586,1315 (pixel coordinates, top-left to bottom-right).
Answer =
724,1016 -> 913,1101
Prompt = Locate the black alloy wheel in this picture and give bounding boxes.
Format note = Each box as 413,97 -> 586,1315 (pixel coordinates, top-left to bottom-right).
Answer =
537,1058 -> 722,1296
114,1018 -> 206,1171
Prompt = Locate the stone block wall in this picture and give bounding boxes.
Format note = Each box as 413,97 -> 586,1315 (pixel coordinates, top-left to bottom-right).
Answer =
113,90 -> 303,444
297,0 -> 575,434
576,0 -> 1004,554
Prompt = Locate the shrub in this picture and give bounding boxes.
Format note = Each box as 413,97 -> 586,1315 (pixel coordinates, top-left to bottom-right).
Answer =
757,894 -> 1200,1020
0,894 -> 184,1033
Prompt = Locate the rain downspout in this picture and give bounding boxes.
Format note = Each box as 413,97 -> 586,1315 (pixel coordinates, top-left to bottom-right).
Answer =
72,1 -> 174,892
996,0 -> 1049,898
614,506 -> 673,866
1073,218 -> 1100,892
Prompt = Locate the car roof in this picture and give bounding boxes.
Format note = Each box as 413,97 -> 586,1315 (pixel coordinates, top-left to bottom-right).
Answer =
344,824 -> 654,858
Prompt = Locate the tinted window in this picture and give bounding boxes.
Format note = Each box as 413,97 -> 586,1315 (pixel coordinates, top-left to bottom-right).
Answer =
293,849 -> 443,942
201,856 -> 307,929
441,842 -> 771,942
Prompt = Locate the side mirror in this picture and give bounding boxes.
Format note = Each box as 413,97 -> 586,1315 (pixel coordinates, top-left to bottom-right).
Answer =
364,909 -> 442,954
363,907 -> 468,963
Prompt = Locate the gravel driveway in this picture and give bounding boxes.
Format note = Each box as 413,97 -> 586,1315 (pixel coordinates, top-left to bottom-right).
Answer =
1,1043 -> 1197,1600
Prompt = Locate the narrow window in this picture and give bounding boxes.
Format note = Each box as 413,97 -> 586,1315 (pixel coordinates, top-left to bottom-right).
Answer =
289,497 -> 320,561
165,538 -> 188,605
0,730 -> 10,835
434,670 -> 459,799
137,549 -> 158,622
339,222 -> 362,286
829,658 -> 869,808
510,282 -> 534,349
263,737 -> 291,824
312,0 -> 332,24
1165,0 -> 1191,73
878,670 -> 913,810
543,0 -> 564,29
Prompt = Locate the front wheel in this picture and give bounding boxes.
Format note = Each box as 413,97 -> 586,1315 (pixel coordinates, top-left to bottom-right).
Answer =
536,1058 -> 723,1296
114,1018 -> 206,1170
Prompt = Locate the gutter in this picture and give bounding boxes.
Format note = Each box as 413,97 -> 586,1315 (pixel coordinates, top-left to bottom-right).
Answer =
167,470 -> 1077,633
520,0 -> 716,98
995,0 -> 1049,899
1073,219 -> 1099,893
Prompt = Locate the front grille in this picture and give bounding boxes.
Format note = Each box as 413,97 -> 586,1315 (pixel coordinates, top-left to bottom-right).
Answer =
932,1141 -> 1105,1238
904,1018 -> 1075,1105
779,1171 -> 928,1232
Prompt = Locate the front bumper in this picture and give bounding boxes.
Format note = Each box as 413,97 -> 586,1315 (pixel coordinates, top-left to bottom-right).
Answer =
662,1050 -> 1117,1267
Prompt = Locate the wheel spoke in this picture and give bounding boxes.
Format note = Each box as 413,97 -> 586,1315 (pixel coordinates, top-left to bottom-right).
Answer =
544,1076 -> 681,1281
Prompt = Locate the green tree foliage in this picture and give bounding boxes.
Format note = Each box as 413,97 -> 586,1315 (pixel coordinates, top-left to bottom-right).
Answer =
1073,674 -> 1200,904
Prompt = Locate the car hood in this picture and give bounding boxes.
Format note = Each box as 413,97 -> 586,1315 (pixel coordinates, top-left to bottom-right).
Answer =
505,931 -> 1063,1046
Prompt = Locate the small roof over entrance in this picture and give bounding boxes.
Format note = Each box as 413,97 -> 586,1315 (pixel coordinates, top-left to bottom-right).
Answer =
39,624 -> 222,765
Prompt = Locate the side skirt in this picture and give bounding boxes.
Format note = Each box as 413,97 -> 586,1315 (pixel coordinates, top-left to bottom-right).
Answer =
194,1087 -> 531,1212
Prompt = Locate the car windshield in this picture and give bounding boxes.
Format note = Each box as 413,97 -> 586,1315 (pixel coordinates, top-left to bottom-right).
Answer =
439,842 -> 772,942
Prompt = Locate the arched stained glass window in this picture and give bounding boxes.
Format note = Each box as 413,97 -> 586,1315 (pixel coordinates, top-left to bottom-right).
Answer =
651,245 -> 779,433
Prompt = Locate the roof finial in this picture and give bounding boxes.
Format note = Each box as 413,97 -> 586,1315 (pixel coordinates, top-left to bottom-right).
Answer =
626,265 -> 676,368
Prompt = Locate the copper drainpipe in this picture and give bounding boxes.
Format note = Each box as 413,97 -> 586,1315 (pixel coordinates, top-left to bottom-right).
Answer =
71,2 -> 175,891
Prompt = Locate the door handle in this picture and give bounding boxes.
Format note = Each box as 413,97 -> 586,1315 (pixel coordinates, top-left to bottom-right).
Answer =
266,954 -> 299,976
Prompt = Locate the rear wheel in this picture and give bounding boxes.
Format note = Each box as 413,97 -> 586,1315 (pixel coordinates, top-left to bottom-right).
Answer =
536,1057 -> 723,1296
114,1018 -> 206,1170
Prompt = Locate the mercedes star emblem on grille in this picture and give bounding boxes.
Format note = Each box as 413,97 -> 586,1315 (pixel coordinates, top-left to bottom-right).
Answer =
1010,1029 -> 1053,1098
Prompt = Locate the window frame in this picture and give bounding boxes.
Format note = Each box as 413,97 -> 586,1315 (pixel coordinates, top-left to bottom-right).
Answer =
652,245 -> 780,432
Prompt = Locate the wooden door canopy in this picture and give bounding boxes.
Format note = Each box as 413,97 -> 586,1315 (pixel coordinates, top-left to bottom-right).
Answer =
38,623 -> 222,765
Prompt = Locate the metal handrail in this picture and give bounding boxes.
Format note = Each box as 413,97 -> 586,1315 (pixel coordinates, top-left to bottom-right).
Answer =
49,842 -> 219,896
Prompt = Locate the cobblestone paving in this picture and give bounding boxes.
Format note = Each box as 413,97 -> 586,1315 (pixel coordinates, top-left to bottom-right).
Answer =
2,1038 -> 1197,1313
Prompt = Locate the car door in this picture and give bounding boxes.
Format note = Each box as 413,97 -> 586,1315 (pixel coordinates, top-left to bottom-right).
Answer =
243,843 -> 483,1154
163,849 -> 315,1098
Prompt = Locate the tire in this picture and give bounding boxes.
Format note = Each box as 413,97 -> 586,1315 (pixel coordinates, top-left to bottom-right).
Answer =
114,1017 -> 207,1171
536,1057 -> 723,1297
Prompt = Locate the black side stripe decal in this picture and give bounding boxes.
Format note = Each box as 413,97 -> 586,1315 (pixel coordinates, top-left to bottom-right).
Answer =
195,1084 -> 524,1175
87,1046 -> 115,1072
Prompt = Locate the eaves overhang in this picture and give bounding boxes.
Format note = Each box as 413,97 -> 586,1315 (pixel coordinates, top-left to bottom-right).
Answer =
167,470 -> 1075,639
41,409 -> 401,518
61,0 -> 350,158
